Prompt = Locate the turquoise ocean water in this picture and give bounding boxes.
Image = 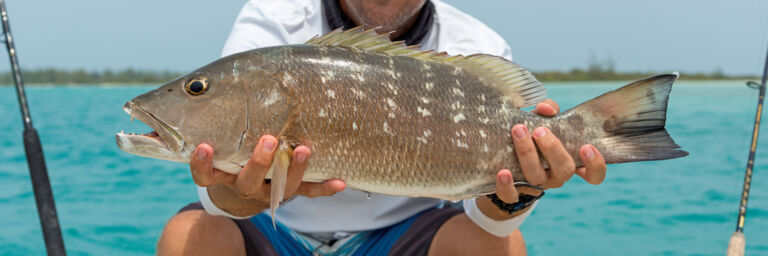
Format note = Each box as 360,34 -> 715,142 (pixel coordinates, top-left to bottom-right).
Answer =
1,81 -> 767,255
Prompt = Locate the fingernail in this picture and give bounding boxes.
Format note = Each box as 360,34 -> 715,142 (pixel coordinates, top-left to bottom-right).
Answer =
533,127 -> 547,138
262,139 -> 275,151
500,174 -> 510,184
512,125 -> 527,139
197,148 -> 208,160
296,152 -> 308,163
584,145 -> 595,160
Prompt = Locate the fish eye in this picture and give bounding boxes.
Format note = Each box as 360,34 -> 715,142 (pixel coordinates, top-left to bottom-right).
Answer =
185,76 -> 208,96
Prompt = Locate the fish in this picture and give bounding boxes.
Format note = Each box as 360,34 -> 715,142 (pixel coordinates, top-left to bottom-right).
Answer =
116,26 -> 688,223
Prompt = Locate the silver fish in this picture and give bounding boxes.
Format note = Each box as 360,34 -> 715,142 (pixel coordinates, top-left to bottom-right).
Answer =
116,27 -> 688,221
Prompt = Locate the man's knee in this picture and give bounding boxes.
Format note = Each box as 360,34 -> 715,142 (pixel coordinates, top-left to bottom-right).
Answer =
157,209 -> 245,256
429,214 -> 526,256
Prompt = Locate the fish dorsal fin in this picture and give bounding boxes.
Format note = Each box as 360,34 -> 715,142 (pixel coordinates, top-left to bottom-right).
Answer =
306,26 -> 546,108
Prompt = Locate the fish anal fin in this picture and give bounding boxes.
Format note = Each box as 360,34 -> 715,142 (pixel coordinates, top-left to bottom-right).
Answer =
268,140 -> 292,229
305,26 -> 546,108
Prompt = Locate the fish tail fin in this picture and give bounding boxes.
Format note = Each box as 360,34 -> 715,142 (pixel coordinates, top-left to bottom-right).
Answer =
268,141 -> 292,230
563,73 -> 688,164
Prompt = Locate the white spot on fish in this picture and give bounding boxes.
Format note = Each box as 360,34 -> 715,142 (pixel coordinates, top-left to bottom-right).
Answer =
454,80 -> 461,86
480,94 -> 486,101
500,103 -> 512,114
355,74 -> 366,82
386,70 -> 397,78
351,88 -> 366,99
452,67 -> 462,75
420,97 -> 430,104
452,87 -> 464,97
479,117 -> 490,124
418,107 -> 431,117
453,113 -> 466,123
386,82 -> 398,95
263,89 -> 281,106
506,145 -> 514,152
456,139 -> 469,149
425,82 -> 434,90
417,137 -> 428,144
352,122 -> 358,130
451,101 -> 463,111
477,105 -> 486,113
283,73 -> 295,86
479,130 -> 487,138
325,89 -> 335,99
321,76 -> 327,83
483,144 -> 489,152
383,122 -> 390,133
387,98 -> 397,109
455,131 -> 461,137
388,112 -> 395,119
423,129 -> 431,137
461,129 -> 467,136
422,63 -> 431,70
319,109 -> 327,117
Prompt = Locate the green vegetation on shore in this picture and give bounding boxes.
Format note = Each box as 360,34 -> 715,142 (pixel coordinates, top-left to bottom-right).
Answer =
0,68 -> 182,85
0,66 -> 757,85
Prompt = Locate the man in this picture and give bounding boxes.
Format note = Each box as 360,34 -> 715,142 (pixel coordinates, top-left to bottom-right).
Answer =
158,0 -> 607,255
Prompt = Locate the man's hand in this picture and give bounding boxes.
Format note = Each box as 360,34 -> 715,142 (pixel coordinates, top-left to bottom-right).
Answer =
480,99 -> 608,220
190,135 -> 346,217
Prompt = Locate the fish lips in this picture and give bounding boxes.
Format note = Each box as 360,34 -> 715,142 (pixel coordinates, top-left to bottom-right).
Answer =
116,101 -> 186,158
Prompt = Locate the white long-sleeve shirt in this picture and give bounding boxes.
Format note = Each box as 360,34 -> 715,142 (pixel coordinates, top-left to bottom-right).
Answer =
199,0 -> 534,237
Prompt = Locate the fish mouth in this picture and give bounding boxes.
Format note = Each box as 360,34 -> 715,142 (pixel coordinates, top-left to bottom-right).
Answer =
116,101 -> 186,160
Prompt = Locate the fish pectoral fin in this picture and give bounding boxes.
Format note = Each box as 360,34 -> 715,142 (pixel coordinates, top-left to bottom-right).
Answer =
268,140 -> 293,230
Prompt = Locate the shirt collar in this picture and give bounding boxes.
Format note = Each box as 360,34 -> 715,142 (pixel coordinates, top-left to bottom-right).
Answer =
321,0 -> 435,46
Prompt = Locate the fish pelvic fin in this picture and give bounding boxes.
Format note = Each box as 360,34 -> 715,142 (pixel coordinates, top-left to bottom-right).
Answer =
268,140 -> 292,230
563,74 -> 688,164
306,26 -> 546,108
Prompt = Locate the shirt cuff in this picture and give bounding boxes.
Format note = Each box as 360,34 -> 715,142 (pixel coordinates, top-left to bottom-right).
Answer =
463,197 -> 538,237
197,186 -> 253,220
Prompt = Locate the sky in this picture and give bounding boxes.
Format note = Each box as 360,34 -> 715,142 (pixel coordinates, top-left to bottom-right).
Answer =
2,0 -> 768,76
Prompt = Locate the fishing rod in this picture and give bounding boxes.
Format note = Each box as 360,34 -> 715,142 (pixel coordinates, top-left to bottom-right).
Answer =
0,1 -> 66,255
726,42 -> 768,256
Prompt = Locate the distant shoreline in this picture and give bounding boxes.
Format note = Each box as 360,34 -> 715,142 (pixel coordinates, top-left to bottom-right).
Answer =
0,68 -> 758,85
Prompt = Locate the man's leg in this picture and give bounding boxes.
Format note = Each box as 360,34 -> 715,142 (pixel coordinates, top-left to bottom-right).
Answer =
157,209 -> 245,256
429,213 -> 527,256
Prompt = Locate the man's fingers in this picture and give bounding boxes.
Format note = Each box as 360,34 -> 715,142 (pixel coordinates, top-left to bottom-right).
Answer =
190,144 -> 216,186
576,144 -> 607,185
235,135 -> 277,198
511,125 -> 547,186
495,169 -> 519,203
532,127 -> 575,188
532,99 -> 560,116
297,179 -> 346,198
283,145 -> 311,199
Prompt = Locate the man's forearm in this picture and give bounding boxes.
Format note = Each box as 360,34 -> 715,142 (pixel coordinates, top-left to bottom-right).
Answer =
207,185 -> 269,217
476,196 -> 532,220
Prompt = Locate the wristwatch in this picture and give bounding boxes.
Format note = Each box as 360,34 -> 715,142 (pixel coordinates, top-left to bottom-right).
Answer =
486,190 -> 545,215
